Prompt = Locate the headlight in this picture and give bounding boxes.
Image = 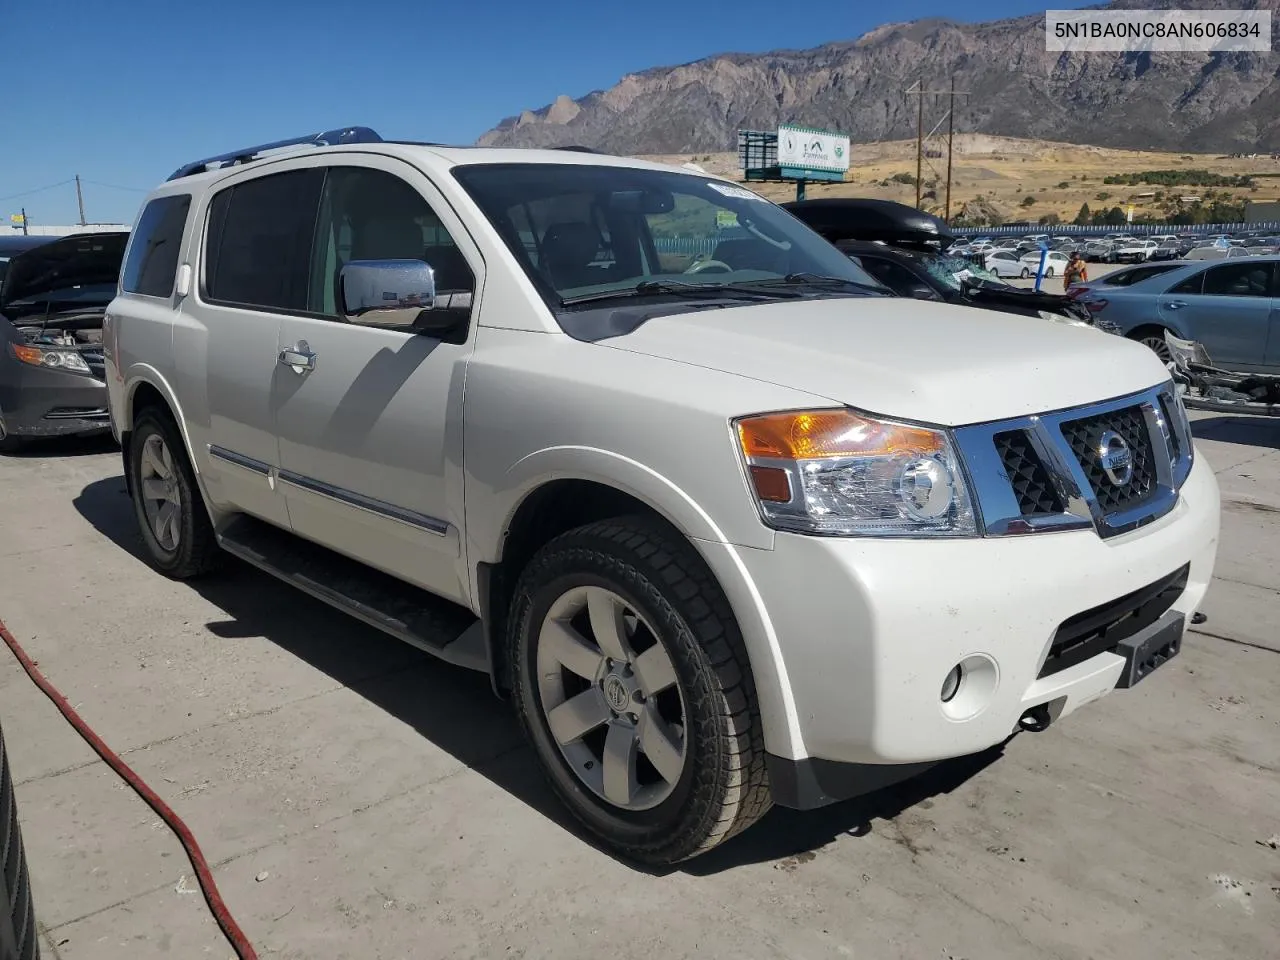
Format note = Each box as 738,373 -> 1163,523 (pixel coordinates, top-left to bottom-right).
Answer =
734,408 -> 977,537
10,343 -> 92,374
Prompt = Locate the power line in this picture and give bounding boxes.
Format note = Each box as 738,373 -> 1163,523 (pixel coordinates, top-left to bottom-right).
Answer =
0,179 -> 75,203
81,179 -> 149,193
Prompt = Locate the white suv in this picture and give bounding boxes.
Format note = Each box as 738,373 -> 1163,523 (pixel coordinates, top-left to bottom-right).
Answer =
104,128 -> 1220,864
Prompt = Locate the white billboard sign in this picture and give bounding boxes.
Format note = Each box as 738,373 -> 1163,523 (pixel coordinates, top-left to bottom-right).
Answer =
776,125 -> 850,173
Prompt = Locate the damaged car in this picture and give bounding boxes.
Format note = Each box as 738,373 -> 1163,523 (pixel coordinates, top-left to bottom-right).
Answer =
782,198 -> 1094,325
1166,331 -> 1280,416
0,232 -> 127,452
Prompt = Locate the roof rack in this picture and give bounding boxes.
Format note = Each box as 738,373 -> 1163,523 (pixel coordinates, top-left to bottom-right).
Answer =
167,126 -> 383,181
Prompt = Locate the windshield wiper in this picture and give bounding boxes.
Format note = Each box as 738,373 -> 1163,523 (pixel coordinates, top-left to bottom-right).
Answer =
743,273 -> 890,296
560,279 -> 802,307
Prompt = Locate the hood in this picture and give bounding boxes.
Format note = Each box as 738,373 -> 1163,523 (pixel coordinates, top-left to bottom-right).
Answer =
0,232 -> 127,315
598,296 -> 1168,427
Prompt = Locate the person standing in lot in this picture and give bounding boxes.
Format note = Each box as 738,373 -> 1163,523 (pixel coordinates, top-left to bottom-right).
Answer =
1064,250 -> 1088,291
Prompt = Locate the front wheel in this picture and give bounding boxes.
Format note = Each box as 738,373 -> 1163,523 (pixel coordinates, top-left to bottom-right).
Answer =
509,516 -> 771,865
1020,267 -> 1030,278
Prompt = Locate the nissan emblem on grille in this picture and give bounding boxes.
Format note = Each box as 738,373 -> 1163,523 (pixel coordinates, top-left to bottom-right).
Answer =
1097,430 -> 1134,487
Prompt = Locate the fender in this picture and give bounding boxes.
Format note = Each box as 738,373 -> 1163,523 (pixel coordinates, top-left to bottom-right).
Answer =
122,365 -> 203,476
476,444 -> 771,563
470,445 -> 806,759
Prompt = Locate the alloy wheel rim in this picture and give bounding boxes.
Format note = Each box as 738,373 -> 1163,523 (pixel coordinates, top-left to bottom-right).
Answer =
139,433 -> 181,552
536,585 -> 688,812
1142,336 -> 1173,363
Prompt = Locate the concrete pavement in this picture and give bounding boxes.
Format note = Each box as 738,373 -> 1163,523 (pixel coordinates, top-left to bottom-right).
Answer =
0,418 -> 1277,960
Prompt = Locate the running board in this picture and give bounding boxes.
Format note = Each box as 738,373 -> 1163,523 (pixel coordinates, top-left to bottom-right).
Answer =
216,515 -> 488,673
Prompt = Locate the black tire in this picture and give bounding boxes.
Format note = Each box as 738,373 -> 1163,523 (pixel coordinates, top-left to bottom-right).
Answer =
127,408 -> 221,579
1,719 -> 39,960
1046,266 -> 1056,278
509,516 -> 772,864
1019,267 -> 1030,279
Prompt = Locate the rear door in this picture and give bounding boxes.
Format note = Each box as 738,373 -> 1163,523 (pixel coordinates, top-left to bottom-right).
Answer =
1158,261 -> 1275,371
1265,263 -> 1280,371
178,167 -> 324,526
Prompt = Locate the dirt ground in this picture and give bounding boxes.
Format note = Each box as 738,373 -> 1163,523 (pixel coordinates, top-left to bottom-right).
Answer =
643,134 -> 1280,224
0,408 -> 1277,960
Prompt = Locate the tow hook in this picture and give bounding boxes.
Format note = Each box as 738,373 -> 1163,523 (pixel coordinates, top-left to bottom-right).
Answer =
1018,704 -> 1053,732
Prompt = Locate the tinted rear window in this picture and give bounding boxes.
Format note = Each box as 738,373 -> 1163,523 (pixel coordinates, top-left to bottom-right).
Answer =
121,195 -> 191,298
1102,264 -> 1180,286
204,169 -> 323,312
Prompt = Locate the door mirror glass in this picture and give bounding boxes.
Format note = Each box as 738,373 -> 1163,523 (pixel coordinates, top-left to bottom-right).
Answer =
340,259 -> 436,329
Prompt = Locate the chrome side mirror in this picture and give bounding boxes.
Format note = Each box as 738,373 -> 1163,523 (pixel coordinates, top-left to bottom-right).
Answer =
340,259 -> 436,329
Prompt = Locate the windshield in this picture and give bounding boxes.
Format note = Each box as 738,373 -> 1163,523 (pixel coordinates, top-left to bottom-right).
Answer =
917,253 -> 1002,291
451,163 -> 883,311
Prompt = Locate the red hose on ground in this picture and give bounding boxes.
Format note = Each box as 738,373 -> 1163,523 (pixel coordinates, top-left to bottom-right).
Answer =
1,616 -> 258,960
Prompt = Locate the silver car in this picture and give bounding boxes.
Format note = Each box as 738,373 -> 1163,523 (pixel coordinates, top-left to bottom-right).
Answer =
1077,256 -> 1280,367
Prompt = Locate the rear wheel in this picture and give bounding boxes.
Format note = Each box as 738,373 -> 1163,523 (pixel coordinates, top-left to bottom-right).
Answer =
1132,329 -> 1173,363
509,516 -> 771,864
1045,266 -> 1056,278
127,409 -> 221,579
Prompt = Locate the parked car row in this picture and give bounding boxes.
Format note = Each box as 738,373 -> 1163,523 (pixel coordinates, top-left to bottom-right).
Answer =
951,231 -> 1280,266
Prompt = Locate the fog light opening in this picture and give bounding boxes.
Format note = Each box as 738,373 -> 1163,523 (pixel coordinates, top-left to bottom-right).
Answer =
940,664 -> 963,703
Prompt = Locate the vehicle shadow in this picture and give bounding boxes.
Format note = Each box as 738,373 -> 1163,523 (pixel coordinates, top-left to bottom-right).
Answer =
72,474 -> 1001,876
1191,415 -> 1280,450
2,432 -> 117,459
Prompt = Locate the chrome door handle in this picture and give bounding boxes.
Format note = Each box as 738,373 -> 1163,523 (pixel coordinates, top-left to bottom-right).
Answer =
278,342 -> 316,372
1165,301 -> 1186,310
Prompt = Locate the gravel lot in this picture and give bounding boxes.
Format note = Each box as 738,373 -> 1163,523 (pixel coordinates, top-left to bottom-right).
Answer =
1,409 -> 1277,960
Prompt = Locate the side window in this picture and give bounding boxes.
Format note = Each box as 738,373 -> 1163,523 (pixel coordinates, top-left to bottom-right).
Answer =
122,195 -> 191,297
204,169 -> 324,312
1201,263 -> 1273,298
307,167 -> 475,317
1170,271 -> 1205,295
859,257 -> 919,293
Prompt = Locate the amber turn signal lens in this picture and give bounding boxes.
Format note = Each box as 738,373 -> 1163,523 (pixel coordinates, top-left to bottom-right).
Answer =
748,465 -> 792,503
737,409 -> 943,461
10,344 -> 44,366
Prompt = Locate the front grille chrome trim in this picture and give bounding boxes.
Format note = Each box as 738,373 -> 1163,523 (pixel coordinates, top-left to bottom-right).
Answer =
953,383 -> 1192,540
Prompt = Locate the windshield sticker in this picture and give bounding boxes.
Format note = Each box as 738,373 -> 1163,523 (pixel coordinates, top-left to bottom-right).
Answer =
706,182 -> 766,202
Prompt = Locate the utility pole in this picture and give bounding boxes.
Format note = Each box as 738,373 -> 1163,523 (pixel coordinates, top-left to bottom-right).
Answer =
75,175 -> 87,226
914,82 -> 924,209
944,76 -> 956,223
20,207 -> 28,236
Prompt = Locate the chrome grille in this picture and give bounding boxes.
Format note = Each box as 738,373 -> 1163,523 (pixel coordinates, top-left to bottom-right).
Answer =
1059,405 -> 1156,514
954,384 -> 1193,540
993,430 -> 1064,516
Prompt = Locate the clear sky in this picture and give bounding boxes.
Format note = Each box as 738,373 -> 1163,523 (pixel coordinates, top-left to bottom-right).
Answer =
1,0 -> 1093,226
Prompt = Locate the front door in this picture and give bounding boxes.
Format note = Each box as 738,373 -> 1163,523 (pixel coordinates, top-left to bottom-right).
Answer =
179,167 -> 326,527
273,160 -> 482,605
1159,261 -> 1275,371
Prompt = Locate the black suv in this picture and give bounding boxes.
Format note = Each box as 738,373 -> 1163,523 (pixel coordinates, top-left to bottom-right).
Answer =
783,198 -> 1093,324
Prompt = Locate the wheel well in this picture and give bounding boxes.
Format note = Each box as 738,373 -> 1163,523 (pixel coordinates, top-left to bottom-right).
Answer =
129,382 -> 170,423
481,479 -> 675,694
1127,323 -> 1168,342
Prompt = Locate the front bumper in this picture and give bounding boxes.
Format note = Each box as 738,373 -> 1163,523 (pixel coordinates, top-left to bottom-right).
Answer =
0,366 -> 111,440
717,452 -> 1218,805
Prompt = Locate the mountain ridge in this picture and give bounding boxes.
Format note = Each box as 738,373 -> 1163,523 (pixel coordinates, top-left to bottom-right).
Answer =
477,0 -> 1280,155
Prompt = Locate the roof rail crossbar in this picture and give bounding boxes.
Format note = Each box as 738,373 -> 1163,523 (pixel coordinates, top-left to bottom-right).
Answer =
166,126 -> 383,181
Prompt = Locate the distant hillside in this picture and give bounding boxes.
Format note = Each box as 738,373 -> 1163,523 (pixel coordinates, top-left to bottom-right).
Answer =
477,0 -> 1280,155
